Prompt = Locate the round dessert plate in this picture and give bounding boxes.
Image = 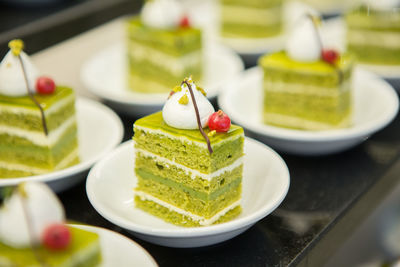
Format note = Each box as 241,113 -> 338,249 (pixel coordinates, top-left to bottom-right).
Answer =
86,138 -> 290,248
218,67 -> 399,155
81,43 -> 244,116
70,224 -> 157,267
0,98 -> 124,191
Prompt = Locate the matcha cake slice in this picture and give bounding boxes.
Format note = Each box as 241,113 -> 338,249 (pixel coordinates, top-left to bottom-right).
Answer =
133,78 -> 244,227
259,51 -> 354,130
219,0 -> 283,38
126,14 -> 202,93
0,226 -> 101,267
346,5 -> 400,65
0,86 -> 79,178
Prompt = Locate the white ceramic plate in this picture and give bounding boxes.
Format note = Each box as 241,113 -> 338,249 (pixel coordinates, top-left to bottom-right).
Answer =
86,138 -> 290,248
81,43 -> 244,116
0,98 -> 124,192
219,67 -> 399,155
70,224 -> 157,267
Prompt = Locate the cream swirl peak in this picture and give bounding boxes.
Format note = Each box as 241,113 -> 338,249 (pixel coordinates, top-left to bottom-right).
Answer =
363,0 -> 400,11
141,0 -> 183,29
0,182 -> 65,248
286,15 -> 322,62
0,40 -> 39,97
162,77 -> 214,130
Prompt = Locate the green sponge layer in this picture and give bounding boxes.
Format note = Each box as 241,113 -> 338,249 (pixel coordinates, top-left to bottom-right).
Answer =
0,226 -> 101,267
135,151 -> 243,193
135,195 -> 241,227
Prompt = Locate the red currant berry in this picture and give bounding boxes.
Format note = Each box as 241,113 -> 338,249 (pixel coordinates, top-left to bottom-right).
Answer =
179,15 -> 190,28
321,49 -> 339,65
36,76 -> 55,94
42,223 -> 71,250
208,110 -> 231,132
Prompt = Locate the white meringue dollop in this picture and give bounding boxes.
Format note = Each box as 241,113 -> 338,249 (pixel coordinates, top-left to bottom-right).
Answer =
363,0 -> 400,11
286,16 -> 321,62
141,0 -> 183,29
162,80 -> 214,129
0,182 -> 65,248
0,50 -> 38,97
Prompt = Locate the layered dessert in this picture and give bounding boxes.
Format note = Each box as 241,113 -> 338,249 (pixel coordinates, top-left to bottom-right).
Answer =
346,1 -> 400,65
219,0 -> 283,38
0,40 -> 79,178
259,15 -> 354,130
0,182 -> 101,266
126,0 -> 202,93
133,77 -> 244,226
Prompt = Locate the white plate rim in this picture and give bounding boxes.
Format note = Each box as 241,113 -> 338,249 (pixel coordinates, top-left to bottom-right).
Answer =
218,66 -> 399,142
81,42 -> 244,106
69,224 -> 158,267
86,138 -> 290,238
0,98 -> 124,187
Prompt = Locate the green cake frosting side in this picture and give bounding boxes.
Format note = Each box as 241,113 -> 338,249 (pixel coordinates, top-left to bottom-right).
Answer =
346,6 -> 400,31
0,226 -> 101,267
259,51 -> 354,75
126,17 -> 202,56
0,86 -> 75,111
135,196 -> 242,227
0,99 -> 76,132
221,23 -> 282,38
220,0 -> 282,9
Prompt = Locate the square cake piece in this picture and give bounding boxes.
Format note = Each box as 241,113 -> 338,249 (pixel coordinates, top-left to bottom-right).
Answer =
0,86 -> 79,178
126,17 -> 202,93
133,111 -> 244,227
219,0 -> 283,38
346,5 -> 400,65
259,51 -> 354,130
0,226 -> 101,267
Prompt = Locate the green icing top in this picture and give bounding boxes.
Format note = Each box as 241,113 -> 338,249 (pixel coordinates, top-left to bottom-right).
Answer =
0,226 -> 99,265
127,17 -> 202,38
258,51 -> 354,73
134,112 -> 244,144
0,86 -> 74,111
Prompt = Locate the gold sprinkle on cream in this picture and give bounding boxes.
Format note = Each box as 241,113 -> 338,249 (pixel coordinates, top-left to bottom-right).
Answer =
197,86 -> 206,96
173,86 -> 182,92
9,39 -> 24,56
178,94 -> 189,105
208,130 -> 216,137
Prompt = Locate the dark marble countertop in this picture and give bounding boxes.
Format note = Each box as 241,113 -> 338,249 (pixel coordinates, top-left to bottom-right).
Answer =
2,1 -> 400,266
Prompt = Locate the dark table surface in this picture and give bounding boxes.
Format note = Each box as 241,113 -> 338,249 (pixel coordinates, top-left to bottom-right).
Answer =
2,1 -> 400,266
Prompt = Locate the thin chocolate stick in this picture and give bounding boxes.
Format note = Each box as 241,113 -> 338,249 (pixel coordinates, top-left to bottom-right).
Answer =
182,80 -> 213,154
20,190 -> 50,267
18,56 -> 48,136
308,14 -> 343,83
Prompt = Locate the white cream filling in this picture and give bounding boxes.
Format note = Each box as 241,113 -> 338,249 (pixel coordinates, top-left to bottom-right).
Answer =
0,147 -> 78,174
264,112 -> 351,131
348,30 -> 400,49
135,190 -> 241,226
134,125 -> 243,148
0,95 -> 74,117
264,80 -> 351,97
136,148 -> 243,181
0,116 -> 76,147
221,5 -> 281,25
128,42 -> 202,75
